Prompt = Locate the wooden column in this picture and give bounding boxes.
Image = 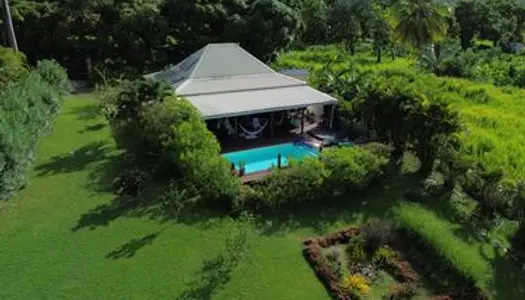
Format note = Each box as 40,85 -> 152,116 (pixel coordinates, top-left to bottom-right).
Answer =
270,112 -> 274,138
234,117 -> 238,139
300,109 -> 305,134
329,104 -> 336,129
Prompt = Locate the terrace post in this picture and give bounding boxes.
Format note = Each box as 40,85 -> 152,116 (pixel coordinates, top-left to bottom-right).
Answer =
277,153 -> 282,168
234,117 -> 238,139
329,104 -> 336,129
300,109 -> 305,134
270,112 -> 274,138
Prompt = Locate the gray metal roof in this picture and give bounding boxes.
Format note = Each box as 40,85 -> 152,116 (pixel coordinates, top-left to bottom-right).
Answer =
145,43 -> 336,119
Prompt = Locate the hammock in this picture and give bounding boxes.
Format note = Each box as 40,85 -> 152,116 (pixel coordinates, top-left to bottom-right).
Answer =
239,119 -> 269,139
223,118 -> 235,135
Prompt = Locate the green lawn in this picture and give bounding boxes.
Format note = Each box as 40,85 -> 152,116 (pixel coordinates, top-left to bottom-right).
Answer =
1,95 -> 524,299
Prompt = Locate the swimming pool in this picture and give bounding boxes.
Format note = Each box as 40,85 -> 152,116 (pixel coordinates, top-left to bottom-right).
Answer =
223,142 -> 319,174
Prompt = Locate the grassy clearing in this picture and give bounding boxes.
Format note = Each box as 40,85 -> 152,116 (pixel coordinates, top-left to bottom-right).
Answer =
1,95 -> 524,300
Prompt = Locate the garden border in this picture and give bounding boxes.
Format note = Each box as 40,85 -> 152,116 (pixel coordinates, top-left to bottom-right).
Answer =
302,226 -> 489,300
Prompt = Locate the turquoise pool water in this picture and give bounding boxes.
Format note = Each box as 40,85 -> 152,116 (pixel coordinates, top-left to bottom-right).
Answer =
223,142 -> 319,174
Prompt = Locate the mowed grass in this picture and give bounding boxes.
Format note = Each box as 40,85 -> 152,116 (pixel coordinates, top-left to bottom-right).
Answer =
1,95 -> 524,300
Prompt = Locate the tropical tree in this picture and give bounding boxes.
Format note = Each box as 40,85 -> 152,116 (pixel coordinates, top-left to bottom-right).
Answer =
389,0 -> 450,59
329,0 -> 363,54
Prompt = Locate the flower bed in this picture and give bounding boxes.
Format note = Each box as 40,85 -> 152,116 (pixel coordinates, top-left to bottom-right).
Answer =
302,223 -> 489,300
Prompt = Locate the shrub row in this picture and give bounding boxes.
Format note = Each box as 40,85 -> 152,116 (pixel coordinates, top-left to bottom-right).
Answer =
233,146 -> 387,212
0,49 -> 69,200
102,79 -> 240,204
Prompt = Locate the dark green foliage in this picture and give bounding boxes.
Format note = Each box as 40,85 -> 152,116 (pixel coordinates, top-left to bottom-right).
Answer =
260,157 -> 329,209
0,47 -> 27,85
103,80 -> 239,204
321,147 -> 387,194
244,0 -> 301,61
360,220 -> 395,253
112,168 -> 148,196
454,0 -> 525,49
160,181 -> 201,217
12,0 -> 303,77
0,54 -> 69,200
34,60 -> 72,95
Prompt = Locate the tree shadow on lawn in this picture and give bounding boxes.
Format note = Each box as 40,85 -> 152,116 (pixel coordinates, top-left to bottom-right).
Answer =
78,123 -> 106,133
254,174 -> 419,236
68,102 -> 101,120
481,244 -> 525,300
175,252 -> 240,300
35,141 -> 111,176
105,229 -> 165,259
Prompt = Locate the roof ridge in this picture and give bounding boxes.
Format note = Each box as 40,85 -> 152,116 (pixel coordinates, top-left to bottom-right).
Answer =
187,44 -> 210,79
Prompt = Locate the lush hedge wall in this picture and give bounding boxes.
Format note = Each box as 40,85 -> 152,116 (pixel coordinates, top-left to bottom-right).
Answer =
233,146 -> 386,212
102,79 -> 240,204
0,50 -> 70,200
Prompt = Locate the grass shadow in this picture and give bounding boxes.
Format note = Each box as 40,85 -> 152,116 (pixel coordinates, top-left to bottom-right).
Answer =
175,246 -> 246,300
69,103 -> 101,120
36,141 -> 110,176
482,245 -> 525,300
105,230 -> 163,259
254,173 -> 419,236
78,123 -> 106,133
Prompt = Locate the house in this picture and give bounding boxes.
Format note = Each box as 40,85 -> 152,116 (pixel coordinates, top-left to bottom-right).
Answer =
145,43 -> 337,142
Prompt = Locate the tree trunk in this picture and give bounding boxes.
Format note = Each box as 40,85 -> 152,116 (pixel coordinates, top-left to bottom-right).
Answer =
433,43 -> 442,62
376,46 -> 382,63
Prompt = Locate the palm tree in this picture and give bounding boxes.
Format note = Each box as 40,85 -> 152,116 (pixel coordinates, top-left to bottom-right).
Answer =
389,0 -> 450,59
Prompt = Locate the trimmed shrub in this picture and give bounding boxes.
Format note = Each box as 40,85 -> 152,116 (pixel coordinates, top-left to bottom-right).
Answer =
321,147 -> 387,194
260,157 -> 329,209
141,98 -> 240,203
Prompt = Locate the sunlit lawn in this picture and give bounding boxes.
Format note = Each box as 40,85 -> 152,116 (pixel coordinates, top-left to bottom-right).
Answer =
0,95 -> 524,299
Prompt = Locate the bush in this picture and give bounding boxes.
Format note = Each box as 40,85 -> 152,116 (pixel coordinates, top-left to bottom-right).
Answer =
141,98 -> 240,203
0,47 -> 27,85
35,59 -> 71,95
321,147 -> 386,194
341,274 -> 371,299
232,185 -> 263,213
360,220 -> 395,253
0,68 -> 67,200
161,181 -> 201,218
112,168 -> 148,196
260,157 -> 329,209
372,246 -> 398,267
346,236 -> 368,265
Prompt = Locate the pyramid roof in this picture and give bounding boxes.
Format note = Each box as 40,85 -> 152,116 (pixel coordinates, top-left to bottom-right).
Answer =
145,43 -> 336,119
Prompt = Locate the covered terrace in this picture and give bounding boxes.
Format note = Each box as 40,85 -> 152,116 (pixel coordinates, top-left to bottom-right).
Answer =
146,43 -> 338,152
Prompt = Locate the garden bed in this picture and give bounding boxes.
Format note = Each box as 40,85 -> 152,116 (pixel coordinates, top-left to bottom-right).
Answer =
302,223 -> 489,300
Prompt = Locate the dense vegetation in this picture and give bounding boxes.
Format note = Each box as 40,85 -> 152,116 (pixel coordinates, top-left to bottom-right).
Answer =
5,0 -> 525,80
3,0 -> 525,299
0,47 -> 69,200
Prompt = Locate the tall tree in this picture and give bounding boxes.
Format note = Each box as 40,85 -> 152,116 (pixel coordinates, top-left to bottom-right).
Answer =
329,0 -> 363,54
389,0 -> 450,58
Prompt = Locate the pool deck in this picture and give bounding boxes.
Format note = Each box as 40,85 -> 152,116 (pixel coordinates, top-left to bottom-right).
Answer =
241,170 -> 272,184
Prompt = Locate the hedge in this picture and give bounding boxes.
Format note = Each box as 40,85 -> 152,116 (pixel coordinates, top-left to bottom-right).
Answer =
0,52 -> 69,200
